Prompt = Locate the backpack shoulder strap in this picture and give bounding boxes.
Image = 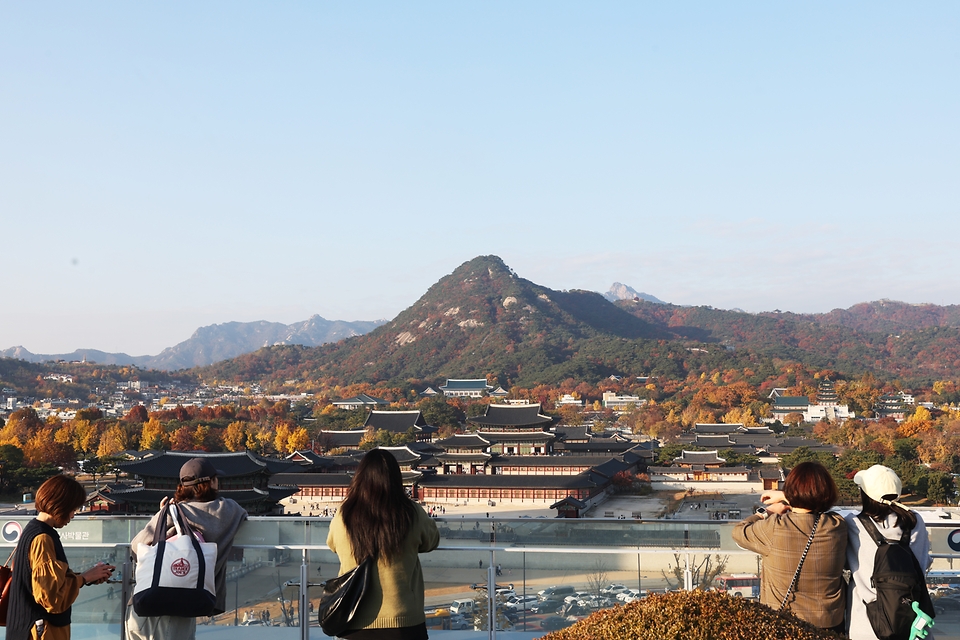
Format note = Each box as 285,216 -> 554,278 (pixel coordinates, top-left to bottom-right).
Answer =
857,512 -> 890,547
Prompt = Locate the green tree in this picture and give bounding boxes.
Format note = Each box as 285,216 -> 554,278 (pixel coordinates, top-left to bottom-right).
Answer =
926,472 -> 956,505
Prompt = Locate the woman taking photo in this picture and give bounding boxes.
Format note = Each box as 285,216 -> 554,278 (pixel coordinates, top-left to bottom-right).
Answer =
126,457 -> 247,640
8,475 -> 115,640
327,449 -> 440,639
733,461 -> 847,632
846,465 -> 932,640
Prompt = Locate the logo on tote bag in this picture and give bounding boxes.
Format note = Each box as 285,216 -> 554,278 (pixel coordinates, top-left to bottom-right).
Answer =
171,558 -> 191,577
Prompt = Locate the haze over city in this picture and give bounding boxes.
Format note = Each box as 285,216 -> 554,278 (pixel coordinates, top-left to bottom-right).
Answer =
2,3 -> 958,356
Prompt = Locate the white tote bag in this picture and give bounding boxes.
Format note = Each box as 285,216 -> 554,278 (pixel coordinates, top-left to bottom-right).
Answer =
133,503 -> 218,617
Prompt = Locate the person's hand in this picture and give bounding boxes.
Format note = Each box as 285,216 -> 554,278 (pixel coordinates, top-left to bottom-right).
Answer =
82,563 -> 115,586
766,501 -> 791,515
761,490 -> 786,505
159,496 -> 171,509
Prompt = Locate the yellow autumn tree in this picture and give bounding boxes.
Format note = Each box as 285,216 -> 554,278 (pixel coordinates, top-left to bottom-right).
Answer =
287,427 -> 310,453
97,424 -> 129,458
899,406 -> 934,438
140,418 -> 168,450
223,421 -> 247,452
71,419 -> 100,456
274,422 -> 291,454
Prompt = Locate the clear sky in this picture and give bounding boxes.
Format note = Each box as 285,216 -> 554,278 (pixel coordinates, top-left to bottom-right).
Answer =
2,3 -> 958,355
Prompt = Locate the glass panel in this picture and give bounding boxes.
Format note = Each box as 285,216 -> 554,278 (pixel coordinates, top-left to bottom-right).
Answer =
1,517 -> 959,639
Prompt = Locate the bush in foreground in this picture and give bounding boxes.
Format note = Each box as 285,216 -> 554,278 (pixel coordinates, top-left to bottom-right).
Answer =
538,590 -> 841,640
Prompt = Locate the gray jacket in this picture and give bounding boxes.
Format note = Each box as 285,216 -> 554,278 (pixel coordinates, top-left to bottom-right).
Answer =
132,498 -> 248,614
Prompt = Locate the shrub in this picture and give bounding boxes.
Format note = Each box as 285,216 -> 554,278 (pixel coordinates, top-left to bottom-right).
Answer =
538,590 -> 840,640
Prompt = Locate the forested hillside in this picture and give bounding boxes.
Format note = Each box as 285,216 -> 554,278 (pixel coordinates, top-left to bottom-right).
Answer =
199,256 -> 960,389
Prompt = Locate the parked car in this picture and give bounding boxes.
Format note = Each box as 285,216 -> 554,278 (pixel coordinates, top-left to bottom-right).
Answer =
617,589 -> 643,602
504,595 -> 539,612
934,597 -> 960,615
530,597 -> 565,614
449,614 -> 471,630
601,584 -> 628,596
540,616 -> 574,631
538,585 -> 576,599
563,591 -> 592,604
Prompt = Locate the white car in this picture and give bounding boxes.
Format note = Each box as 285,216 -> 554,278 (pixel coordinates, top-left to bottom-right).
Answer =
504,595 -> 538,611
563,591 -> 592,604
601,584 -> 628,596
616,589 -> 642,602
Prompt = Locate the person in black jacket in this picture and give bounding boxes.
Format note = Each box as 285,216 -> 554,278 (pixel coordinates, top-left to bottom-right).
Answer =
7,475 -> 114,640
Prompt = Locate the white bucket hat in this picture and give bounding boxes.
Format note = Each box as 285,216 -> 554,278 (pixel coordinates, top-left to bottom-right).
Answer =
853,464 -> 903,505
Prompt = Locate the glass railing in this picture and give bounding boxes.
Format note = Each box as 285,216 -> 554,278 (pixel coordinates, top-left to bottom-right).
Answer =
1,515 -> 960,639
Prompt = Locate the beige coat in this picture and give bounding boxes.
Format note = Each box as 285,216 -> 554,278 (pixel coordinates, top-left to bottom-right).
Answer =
733,511 -> 847,629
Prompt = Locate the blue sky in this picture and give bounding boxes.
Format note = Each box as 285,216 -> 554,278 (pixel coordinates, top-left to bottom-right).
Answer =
2,3 -> 958,355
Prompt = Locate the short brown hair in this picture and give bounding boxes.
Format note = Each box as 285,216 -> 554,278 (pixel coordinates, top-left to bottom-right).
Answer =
784,461 -> 838,512
35,475 -> 87,521
174,480 -> 218,503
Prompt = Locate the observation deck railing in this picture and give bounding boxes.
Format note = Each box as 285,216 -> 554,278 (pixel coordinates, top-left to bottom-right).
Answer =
1,515 -> 960,639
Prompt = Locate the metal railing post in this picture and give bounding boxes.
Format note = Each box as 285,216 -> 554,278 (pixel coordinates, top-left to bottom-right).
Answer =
487,563 -> 496,640
300,549 -> 309,640
120,546 -> 132,640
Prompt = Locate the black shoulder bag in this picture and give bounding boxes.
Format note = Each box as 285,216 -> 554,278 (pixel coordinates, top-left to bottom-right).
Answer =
318,556 -> 373,636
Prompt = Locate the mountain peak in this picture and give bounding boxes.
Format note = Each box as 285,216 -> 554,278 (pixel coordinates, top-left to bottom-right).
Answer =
604,282 -> 665,304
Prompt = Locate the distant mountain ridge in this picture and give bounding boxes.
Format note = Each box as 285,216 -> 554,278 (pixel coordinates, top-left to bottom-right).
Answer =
199,257 -> 960,386
200,255 -> 672,385
0,315 -> 385,370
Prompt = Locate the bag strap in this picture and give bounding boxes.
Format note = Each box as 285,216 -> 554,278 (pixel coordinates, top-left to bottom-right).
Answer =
857,512 -> 911,547
778,512 -> 822,613
149,502 -> 209,592
5,547 -> 15,567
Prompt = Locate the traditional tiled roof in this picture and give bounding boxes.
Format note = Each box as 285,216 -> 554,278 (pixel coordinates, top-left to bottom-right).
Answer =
271,472 -> 353,487
332,393 -> 389,406
772,397 -> 811,409
317,430 -> 367,449
377,446 -> 426,465
552,426 -> 589,442
489,455 -> 602,468
673,450 -> 726,466
91,485 -> 296,514
692,423 -> 743,434
119,451 -> 297,479
469,404 -> 553,428
693,435 -> 735,447
479,431 -> 555,443
435,434 -> 491,450
408,441 -> 446,456
550,496 -> 586,510
590,459 -> 633,479
648,466 -> 749,475
417,472 -> 599,490
552,441 -> 636,454
434,452 -> 493,464
440,379 -> 492,392
363,410 -> 437,435
759,467 -> 783,480
742,427 -> 775,435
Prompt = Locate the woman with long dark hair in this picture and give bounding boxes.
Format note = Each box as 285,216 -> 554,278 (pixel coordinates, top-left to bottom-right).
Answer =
733,461 -> 847,631
7,475 -> 114,640
846,465 -> 932,640
126,457 -> 247,640
327,449 -> 440,639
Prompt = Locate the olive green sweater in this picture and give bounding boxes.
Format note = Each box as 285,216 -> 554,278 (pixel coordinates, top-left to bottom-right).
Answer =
327,503 -> 440,630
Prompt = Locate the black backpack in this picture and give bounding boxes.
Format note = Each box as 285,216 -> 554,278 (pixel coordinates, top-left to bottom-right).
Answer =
857,513 -> 935,640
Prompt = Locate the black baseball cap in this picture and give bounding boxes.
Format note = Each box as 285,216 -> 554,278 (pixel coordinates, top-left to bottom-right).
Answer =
179,458 -> 224,486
